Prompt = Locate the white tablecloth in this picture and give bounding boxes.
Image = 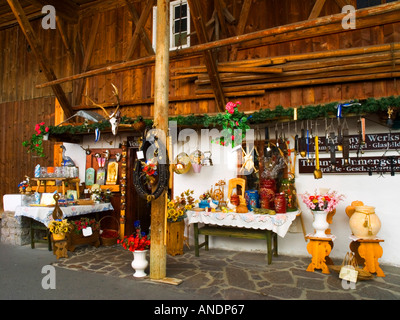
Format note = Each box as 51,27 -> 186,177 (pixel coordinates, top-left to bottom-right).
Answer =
187,210 -> 298,238
14,203 -> 114,227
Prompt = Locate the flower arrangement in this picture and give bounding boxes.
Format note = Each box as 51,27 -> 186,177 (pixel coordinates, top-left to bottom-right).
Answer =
118,220 -> 150,251
301,190 -> 345,212
70,217 -> 100,235
141,158 -> 158,185
212,101 -> 250,148
48,219 -> 72,235
167,189 -> 195,222
199,190 -> 212,201
22,122 -> 50,158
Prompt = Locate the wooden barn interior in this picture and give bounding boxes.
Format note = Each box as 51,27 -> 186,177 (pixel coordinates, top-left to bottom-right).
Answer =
1,0 -> 400,278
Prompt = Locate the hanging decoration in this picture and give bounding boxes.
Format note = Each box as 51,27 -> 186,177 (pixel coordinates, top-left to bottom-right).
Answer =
132,130 -> 169,202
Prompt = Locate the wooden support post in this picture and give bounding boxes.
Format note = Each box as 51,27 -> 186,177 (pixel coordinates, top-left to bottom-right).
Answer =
150,0 -> 169,281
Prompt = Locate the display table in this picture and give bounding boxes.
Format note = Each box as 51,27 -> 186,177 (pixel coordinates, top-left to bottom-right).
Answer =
187,210 -> 298,264
349,235 -> 385,277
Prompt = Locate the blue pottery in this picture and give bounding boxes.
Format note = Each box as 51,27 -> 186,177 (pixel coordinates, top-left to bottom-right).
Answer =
245,190 -> 260,211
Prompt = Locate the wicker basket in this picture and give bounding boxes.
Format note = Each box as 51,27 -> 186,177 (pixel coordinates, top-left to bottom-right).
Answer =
99,215 -> 120,246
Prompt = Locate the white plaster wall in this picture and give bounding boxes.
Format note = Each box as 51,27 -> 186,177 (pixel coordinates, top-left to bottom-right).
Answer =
175,117 -> 400,267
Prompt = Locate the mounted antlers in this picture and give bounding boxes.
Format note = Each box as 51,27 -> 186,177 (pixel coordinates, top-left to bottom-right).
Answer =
84,84 -> 121,135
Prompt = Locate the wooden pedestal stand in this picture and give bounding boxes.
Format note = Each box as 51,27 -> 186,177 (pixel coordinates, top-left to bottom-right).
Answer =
350,238 -> 385,277
52,237 -> 68,259
306,235 -> 334,274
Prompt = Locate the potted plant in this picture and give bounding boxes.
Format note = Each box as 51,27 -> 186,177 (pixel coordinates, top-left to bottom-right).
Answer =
48,219 -> 72,241
166,190 -> 195,256
118,220 -> 151,277
301,189 -> 345,238
67,217 -> 100,251
199,190 -> 212,208
22,122 -> 50,158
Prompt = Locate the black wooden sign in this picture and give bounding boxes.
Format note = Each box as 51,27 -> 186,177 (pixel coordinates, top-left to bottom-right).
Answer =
298,156 -> 400,174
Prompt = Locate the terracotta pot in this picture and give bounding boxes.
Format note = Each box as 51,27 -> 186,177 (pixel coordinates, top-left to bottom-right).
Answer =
349,206 -> 381,239
230,194 -> 240,206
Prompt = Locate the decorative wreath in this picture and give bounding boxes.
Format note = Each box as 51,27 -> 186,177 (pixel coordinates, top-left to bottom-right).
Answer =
132,130 -> 169,202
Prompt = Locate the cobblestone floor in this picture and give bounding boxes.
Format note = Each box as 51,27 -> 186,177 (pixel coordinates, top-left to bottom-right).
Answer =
52,244 -> 400,300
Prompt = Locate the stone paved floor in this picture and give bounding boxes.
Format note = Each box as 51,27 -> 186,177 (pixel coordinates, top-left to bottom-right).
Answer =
52,244 -> 400,300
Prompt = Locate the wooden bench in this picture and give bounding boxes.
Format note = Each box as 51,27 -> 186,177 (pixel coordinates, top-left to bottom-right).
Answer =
193,223 -> 278,264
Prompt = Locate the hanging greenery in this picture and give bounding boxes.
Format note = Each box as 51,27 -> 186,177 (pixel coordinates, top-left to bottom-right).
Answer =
22,96 -> 400,157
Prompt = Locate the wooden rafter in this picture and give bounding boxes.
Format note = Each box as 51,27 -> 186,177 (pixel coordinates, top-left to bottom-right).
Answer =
7,0 -> 72,117
309,0 -> 327,20
74,14 -> 100,106
334,0 -> 353,9
124,0 -> 155,56
56,16 -> 74,65
187,0 -> 226,112
35,1 -> 400,89
124,0 -> 155,61
229,0 -> 252,61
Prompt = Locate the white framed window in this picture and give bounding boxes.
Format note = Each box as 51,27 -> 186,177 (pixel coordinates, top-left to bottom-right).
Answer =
152,0 -> 191,51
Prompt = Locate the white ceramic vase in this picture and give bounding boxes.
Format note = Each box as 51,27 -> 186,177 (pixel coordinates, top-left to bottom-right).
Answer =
312,210 -> 329,238
131,250 -> 148,277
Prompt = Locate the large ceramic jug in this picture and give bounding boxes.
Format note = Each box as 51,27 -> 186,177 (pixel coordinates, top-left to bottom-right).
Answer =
348,204 -> 381,239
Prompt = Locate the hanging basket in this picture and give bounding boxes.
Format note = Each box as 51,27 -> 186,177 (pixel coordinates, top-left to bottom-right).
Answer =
99,215 -> 120,246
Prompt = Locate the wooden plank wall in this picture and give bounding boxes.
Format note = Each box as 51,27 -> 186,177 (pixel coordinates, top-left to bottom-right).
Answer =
0,17 -> 73,103
0,97 -> 56,211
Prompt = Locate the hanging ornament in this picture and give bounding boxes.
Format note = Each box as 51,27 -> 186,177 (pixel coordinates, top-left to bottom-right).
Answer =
387,107 -> 394,128
342,118 -> 350,167
313,135 -> 322,179
95,128 -> 100,142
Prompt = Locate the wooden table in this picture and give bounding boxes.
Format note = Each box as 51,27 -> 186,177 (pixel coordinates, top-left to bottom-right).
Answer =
187,210 -> 298,265
31,177 -> 80,198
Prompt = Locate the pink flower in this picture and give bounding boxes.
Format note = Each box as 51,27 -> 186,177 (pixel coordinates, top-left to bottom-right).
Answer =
45,127 -> 49,132
225,102 -> 235,114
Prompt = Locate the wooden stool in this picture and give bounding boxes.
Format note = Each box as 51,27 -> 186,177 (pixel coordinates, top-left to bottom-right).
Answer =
350,238 -> 385,277
53,240 -> 68,259
306,235 -> 335,274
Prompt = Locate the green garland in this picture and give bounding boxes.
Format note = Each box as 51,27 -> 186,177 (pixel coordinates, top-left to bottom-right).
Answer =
23,96 -> 400,157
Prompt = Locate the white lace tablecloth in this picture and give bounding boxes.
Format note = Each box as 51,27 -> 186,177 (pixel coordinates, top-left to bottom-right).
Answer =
14,203 -> 114,227
187,210 -> 298,238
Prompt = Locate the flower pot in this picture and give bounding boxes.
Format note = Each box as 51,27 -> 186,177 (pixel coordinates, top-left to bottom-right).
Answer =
52,233 -> 65,241
349,206 -> 381,239
131,250 -> 149,277
312,210 -> 329,238
192,163 -> 202,173
199,199 -> 210,208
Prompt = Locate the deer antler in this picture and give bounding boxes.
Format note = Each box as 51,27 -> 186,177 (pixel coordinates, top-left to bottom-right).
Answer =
110,83 -> 120,117
83,95 -> 111,118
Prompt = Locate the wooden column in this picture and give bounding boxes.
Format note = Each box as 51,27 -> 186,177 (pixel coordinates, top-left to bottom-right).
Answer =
150,0 -> 170,280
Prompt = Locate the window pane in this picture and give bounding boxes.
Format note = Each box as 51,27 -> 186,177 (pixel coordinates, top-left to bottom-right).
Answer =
174,17 -> 187,33
174,5 -> 181,19
174,32 -> 187,47
181,4 -> 187,17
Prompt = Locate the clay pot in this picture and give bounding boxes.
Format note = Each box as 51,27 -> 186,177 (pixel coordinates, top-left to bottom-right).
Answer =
349,206 -> 381,239
230,194 -> 240,206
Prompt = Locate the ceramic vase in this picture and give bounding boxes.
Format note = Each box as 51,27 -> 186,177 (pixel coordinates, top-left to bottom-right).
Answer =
312,210 -> 329,238
131,250 -> 148,277
349,206 -> 381,239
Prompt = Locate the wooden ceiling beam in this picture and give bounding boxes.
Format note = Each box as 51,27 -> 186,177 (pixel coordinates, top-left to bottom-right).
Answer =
35,1 -> 400,89
74,14 -> 100,106
124,0 -> 155,56
7,0 -> 73,117
187,0 -> 226,112
229,0 -> 252,61
123,0 -> 155,61
309,0 -> 327,20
